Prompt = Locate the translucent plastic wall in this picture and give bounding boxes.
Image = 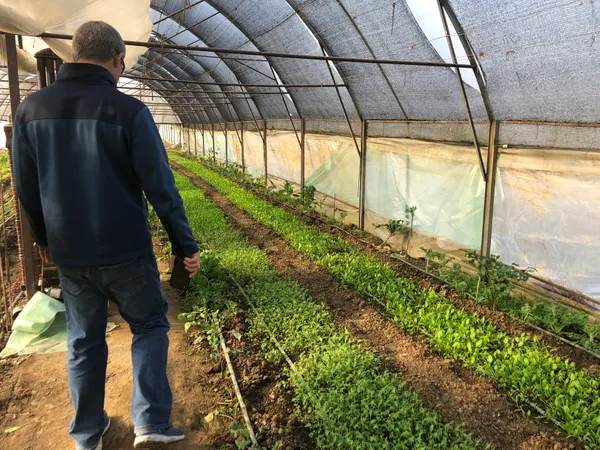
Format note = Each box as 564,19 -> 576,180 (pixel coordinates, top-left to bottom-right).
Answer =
365,138 -> 486,252
234,125 -> 600,302
492,149 -> 600,300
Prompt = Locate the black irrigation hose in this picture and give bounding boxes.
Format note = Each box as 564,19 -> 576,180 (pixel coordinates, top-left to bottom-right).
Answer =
525,323 -> 600,361
189,159 -> 600,363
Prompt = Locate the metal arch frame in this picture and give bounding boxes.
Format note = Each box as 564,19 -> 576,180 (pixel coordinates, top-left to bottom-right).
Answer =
142,12 -> 262,124
128,55 -> 209,123
201,0 -> 303,123
125,64 -> 205,124
148,3 -> 287,124
158,0 -> 275,178
435,0 -> 486,180
134,51 -> 225,123
196,0 -> 302,127
130,74 -> 206,123
279,0 -> 362,157
439,0 -> 499,258
331,0 -> 408,120
136,35 -> 235,123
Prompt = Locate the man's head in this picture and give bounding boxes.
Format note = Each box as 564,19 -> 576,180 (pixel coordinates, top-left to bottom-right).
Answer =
72,21 -> 126,82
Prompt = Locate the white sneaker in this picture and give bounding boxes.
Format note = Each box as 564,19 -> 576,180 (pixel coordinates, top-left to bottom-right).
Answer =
134,426 -> 185,448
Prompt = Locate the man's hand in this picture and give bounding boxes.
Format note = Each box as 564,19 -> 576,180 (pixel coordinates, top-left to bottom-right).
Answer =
169,252 -> 201,278
38,246 -> 53,265
184,252 -> 201,278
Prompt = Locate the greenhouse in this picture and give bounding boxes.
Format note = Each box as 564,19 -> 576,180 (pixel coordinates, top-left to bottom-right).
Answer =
0,1 -> 599,449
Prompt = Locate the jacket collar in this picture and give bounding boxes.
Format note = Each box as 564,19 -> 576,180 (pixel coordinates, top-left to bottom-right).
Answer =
56,63 -> 117,88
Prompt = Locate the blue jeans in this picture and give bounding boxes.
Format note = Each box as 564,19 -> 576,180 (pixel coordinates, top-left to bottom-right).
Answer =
59,253 -> 172,450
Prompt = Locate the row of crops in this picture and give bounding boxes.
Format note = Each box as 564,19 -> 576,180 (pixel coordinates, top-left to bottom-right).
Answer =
171,170 -> 485,449
170,153 -> 600,448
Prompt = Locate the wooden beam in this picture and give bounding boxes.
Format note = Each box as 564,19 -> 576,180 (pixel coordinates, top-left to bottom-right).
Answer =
6,34 -> 37,299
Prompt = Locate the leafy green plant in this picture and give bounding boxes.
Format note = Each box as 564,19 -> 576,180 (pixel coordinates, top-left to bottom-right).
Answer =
375,206 -> 416,252
420,247 -> 455,273
375,219 -> 408,247
171,154 -> 600,447
279,181 -> 294,203
170,166 -> 485,450
301,185 -> 316,209
464,251 -> 533,310
581,322 -> 600,352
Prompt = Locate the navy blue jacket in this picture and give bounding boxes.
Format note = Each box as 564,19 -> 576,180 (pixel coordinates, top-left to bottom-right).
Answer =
12,63 -> 198,267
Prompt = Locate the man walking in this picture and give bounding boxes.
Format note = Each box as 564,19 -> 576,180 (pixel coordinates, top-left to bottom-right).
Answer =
12,21 -> 199,449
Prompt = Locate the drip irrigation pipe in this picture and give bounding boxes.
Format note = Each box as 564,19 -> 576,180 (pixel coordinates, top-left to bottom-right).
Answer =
525,323 -> 600,361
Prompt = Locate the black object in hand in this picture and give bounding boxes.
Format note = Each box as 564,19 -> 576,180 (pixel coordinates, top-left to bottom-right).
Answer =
169,256 -> 190,291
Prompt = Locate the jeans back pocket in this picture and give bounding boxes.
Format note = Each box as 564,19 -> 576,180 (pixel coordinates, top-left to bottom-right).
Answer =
102,258 -> 147,297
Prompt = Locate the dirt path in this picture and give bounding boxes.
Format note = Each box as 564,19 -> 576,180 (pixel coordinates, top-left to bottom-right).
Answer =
0,265 -> 234,450
173,164 -> 580,450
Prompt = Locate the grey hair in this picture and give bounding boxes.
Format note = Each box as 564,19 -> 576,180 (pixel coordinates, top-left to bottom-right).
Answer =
73,21 -> 125,63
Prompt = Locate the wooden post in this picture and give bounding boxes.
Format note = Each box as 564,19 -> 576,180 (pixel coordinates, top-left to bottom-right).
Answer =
358,120 -> 368,231
263,121 -> 268,185
6,34 -> 37,299
481,120 -> 499,257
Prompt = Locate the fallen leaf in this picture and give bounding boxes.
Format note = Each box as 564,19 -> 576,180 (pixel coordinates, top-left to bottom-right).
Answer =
4,426 -> 20,434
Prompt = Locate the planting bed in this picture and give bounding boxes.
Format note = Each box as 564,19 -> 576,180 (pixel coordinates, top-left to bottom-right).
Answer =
172,171 -> 489,449
172,162 -> 578,450
170,154 -> 600,449
195,158 -> 600,373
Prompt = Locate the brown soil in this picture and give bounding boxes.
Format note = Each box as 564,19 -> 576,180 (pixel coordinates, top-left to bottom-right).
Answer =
222,316 -> 315,450
0,262 -> 235,450
183,161 -> 600,374
173,163 -> 581,450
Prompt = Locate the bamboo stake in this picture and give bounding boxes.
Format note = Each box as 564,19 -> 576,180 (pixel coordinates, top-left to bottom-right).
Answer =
218,329 -> 258,447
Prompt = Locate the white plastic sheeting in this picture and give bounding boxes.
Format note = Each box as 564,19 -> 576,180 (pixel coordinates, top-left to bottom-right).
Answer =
492,149 -> 600,301
236,130 -> 599,302
0,0 -> 152,71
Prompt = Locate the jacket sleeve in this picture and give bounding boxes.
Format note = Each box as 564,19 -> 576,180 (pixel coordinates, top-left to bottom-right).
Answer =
12,122 -> 48,246
129,106 -> 199,257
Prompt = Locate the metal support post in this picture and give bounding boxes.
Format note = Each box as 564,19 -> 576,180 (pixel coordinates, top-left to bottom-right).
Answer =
240,122 -> 245,174
481,120 -> 499,257
212,124 -> 216,162
436,0 -> 486,181
193,125 -> 198,157
263,121 -> 268,185
358,120 -> 368,231
186,127 -> 191,155
6,34 -> 37,299
224,126 -> 228,167
202,124 -> 205,157
300,118 -> 306,194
